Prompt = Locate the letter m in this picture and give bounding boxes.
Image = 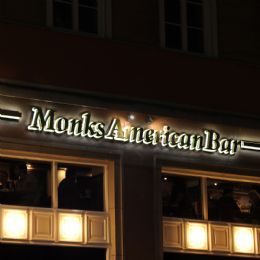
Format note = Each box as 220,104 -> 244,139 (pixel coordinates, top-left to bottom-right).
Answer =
27,107 -> 55,132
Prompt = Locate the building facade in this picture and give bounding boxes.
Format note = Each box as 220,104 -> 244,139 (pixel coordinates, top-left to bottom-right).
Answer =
0,1 -> 260,260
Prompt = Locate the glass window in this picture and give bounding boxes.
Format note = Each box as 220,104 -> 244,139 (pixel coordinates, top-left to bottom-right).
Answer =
165,24 -> 182,49
79,5 -> 97,33
187,1 -> 203,27
165,0 -> 181,24
57,163 -> 104,211
51,0 -> 98,34
163,0 -> 205,54
79,0 -> 97,7
162,174 -> 202,219
0,158 -> 51,207
187,28 -> 203,53
208,179 -> 260,224
53,0 -> 73,29
187,0 -> 204,53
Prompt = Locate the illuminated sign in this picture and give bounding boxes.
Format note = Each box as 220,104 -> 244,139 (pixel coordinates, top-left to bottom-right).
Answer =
0,109 -> 22,121
24,106 -> 258,157
1,105 -> 259,157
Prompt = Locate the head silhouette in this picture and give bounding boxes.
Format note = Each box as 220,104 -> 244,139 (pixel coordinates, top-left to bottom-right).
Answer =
65,168 -> 77,181
13,163 -> 27,180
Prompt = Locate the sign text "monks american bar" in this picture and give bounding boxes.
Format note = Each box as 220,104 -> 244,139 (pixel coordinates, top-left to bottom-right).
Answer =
27,107 -> 239,156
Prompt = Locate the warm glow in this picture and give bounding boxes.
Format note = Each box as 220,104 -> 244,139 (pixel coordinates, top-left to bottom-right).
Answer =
186,222 -> 208,250
57,168 -> 67,185
128,113 -> 135,122
233,226 -> 254,253
2,209 -> 28,239
59,213 -> 83,242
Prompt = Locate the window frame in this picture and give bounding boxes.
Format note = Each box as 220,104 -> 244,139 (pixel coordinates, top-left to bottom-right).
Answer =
46,0 -> 112,38
0,149 -> 111,212
159,0 -> 218,56
162,166 -> 260,221
0,148 -> 116,260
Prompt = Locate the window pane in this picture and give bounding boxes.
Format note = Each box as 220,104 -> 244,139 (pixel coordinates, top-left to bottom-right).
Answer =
79,0 -> 97,7
165,0 -> 181,24
165,24 -> 182,49
53,1 -> 72,29
187,2 -> 203,28
187,0 -> 202,3
208,179 -> 260,224
0,158 -> 51,207
79,7 -> 97,34
58,163 -> 103,211
162,174 -> 202,219
56,0 -> 72,3
187,28 -> 203,53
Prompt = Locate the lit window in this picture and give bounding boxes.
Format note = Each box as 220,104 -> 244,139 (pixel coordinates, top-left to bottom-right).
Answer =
57,163 -> 104,211
162,174 -> 202,219
207,179 -> 260,225
0,158 -> 51,208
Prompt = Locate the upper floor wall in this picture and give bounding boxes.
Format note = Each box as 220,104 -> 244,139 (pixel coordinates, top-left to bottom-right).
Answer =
0,0 -> 259,117
217,0 -> 260,65
0,0 -> 259,64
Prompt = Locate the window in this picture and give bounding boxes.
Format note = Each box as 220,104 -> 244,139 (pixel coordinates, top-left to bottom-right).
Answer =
162,174 -> 202,219
52,0 -> 73,30
208,179 -> 260,224
57,163 -> 104,211
47,0 -> 111,36
0,157 -> 105,212
162,169 -> 260,225
0,158 -> 51,208
0,152 -> 116,259
160,0 -> 218,55
162,169 -> 260,258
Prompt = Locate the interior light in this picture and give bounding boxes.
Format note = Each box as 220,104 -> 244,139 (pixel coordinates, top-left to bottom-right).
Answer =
128,113 -> 135,122
233,226 -> 254,254
57,168 -> 67,185
163,177 -> 168,181
186,222 -> 208,250
2,209 -> 28,239
59,213 -> 83,242
26,163 -> 34,171
214,182 -> 218,186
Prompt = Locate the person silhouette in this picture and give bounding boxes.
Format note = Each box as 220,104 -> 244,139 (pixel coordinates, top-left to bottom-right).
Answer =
249,189 -> 260,224
14,163 -> 40,206
58,168 -> 80,209
169,178 -> 198,219
217,185 -> 241,222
